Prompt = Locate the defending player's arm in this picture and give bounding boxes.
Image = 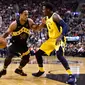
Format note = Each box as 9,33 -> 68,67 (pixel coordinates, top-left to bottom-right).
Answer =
28,18 -> 46,31
53,13 -> 68,36
2,21 -> 17,38
53,13 -> 68,44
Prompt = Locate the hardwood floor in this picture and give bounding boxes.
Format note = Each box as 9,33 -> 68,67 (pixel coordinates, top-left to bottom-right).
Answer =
0,56 -> 85,85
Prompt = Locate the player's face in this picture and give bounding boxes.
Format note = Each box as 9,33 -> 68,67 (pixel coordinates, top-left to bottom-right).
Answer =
43,6 -> 49,16
20,10 -> 28,21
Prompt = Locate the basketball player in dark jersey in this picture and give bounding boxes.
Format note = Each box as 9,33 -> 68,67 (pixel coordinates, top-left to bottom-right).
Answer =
0,7 -> 44,77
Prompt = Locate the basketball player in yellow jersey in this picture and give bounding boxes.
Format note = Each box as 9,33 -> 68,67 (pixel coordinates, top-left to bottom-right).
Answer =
32,2 -> 76,84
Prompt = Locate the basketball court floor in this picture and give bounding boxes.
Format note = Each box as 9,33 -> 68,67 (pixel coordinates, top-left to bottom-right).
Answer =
0,56 -> 85,85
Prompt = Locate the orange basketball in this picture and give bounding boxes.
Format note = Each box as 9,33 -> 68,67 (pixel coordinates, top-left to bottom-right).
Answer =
0,36 -> 7,48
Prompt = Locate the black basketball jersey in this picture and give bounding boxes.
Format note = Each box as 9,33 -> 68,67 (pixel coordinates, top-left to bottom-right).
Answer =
10,19 -> 30,45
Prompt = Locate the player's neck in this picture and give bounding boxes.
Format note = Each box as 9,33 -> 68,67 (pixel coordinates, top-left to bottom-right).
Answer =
48,12 -> 53,18
19,18 -> 26,25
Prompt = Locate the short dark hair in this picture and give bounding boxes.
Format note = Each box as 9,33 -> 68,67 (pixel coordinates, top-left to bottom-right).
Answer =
43,2 -> 54,11
19,7 -> 28,14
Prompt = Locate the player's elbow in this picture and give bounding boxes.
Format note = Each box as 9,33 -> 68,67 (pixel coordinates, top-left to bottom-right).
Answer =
63,24 -> 68,35
59,20 -> 68,35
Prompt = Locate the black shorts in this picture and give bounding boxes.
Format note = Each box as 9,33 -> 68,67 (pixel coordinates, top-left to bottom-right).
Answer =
7,43 -> 29,58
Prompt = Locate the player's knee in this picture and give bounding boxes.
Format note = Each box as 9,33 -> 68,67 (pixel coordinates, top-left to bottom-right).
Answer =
4,56 -> 12,66
6,54 -> 14,60
35,51 -> 40,57
35,49 -> 44,57
22,54 -> 30,62
35,51 -> 41,61
57,46 -> 63,59
5,57 -> 12,61
57,51 -> 61,59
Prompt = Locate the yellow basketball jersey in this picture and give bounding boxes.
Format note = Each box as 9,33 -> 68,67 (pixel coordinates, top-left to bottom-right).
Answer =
46,13 -> 62,39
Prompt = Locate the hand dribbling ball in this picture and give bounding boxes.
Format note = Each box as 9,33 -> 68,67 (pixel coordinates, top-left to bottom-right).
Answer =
0,36 -> 7,48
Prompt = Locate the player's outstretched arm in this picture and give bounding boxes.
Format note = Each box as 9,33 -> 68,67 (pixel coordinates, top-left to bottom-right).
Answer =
28,18 -> 46,31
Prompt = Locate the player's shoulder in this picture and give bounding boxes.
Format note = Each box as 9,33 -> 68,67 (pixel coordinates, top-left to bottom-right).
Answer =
52,12 -> 62,21
52,12 -> 59,17
9,20 -> 17,30
10,20 -> 17,26
28,18 -> 33,22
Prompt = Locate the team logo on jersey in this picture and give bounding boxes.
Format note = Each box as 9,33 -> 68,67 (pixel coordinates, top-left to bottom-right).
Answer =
20,33 -> 27,39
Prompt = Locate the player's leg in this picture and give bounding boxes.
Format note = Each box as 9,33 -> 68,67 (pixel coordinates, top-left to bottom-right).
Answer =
57,46 -> 72,74
15,50 -> 30,76
32,39 -> 55,77
32,49 -> 46,77
56,46 -> 76,84
0,45 -> 15,77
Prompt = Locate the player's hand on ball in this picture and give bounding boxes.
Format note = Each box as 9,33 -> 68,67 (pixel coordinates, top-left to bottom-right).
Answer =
0,36 -> 7,48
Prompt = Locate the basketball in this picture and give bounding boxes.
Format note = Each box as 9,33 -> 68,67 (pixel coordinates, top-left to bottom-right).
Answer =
0,36 -> 7,48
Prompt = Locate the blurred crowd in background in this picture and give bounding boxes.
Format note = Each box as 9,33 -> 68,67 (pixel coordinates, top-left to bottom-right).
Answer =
0,0 -> 85,57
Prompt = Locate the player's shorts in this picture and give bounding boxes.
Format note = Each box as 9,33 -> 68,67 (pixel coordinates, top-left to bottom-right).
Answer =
40,37 -> 66,55
7,43 -> 30,58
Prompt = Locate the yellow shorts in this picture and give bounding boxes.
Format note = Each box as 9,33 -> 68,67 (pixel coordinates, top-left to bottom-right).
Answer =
40,38 -> 66,55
